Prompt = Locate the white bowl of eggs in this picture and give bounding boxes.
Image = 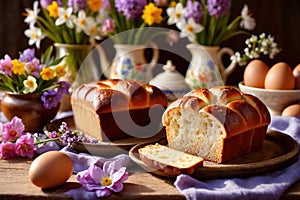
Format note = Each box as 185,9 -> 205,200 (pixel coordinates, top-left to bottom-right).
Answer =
239,60 -> 300,116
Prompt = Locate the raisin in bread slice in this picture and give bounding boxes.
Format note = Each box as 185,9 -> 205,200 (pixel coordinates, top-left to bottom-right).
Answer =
138,143 -> 204,176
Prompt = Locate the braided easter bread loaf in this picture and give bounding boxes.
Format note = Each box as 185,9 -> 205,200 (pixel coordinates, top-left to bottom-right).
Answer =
162,86 -> 271,163
71,79 -> 168,141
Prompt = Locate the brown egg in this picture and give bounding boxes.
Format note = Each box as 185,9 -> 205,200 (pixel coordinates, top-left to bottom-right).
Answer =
264,62 -> 295,90
282,104 -> 300,116
29,151 -> 73,189
293,64 -> 300,89
243,59 -> 269,88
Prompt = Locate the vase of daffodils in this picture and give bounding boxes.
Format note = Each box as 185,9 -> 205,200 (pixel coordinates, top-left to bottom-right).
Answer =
24,0 -> 106,84
24,0 -> 107,110
167,0 -> 257,88
0,47 -> 70,132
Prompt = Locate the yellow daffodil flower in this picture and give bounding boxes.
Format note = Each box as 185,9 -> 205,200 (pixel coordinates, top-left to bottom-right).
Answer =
11,59 -> 25,75
47,1 -> 59,18
40,68 -> 55,80
55,65 -> 66,77
142,3 -> 163,26
88,0 -> 102,12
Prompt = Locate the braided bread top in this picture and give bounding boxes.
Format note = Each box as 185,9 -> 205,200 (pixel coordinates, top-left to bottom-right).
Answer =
72,79 -> 168,114
163,86 -> 271,137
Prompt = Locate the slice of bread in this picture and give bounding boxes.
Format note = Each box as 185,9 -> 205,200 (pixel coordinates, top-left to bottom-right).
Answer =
138,143 -> 204,176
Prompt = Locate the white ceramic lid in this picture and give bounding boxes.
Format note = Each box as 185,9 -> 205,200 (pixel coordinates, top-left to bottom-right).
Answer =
150,60 -> 191,92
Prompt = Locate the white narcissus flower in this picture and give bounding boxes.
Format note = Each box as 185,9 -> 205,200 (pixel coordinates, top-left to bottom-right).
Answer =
166,3 -> 186,26
85,18 -> 102,43
73,10 -> 91,34
56,7 -> 74,28
24,24 -> 45,49
24,1 -> 40,25
23,75 -> 38,94
240,4 -> 256,30
178,18 -> 204,42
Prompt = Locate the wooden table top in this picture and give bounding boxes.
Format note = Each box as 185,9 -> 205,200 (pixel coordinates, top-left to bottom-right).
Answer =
0,157 -> 300,200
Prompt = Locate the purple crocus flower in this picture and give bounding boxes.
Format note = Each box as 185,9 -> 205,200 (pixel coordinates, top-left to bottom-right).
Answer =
19,48 -> 35,63
68,0 -> 87,12
15,133 -> 35,158
2,116 -> 25,142
57,81 -> 71,95
77,161 -> 128,198
185,0 -> 204,23
41,89 -> 62,109
207,0 -> 232,18
40,0 -> 62,8
0,54 -> 13,76
115,0 -> 147,19
0,142 -> 16,159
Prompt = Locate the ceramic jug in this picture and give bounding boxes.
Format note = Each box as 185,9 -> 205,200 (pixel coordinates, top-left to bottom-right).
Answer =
96,42 -> 159,83
185,44 -> 238,89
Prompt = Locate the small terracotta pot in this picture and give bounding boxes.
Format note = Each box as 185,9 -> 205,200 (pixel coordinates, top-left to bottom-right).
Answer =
1,92 -> 60,132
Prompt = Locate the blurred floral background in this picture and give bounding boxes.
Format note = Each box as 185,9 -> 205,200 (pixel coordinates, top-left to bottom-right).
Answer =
0,0 -> 300,86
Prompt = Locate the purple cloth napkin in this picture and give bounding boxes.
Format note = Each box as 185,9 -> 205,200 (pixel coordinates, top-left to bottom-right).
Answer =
174,116 -> 300,200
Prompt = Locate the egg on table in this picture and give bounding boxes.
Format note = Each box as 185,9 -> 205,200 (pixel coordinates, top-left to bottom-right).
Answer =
243,59 -> 269,88
264,62 -> 295,90
28,151 -> 74,189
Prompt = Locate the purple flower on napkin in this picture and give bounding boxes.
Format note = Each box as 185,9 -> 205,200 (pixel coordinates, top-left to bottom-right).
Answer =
77,161 -> 129,198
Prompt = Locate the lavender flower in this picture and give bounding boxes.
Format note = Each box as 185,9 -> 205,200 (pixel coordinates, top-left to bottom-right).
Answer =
77,161 -> 128,198
19,48 -> 35,62
41,89 -> 61,109
0,54 -> 13,76
15,133 -> 35,158
2,116 -> 25,142
68,0 -> 87,12
207,0 -> 231,18
185,0 -> 203,23
102,0 -> 111,9
115,0 -> 147,19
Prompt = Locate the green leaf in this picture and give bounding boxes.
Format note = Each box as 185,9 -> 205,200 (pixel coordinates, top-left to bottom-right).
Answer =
41,46 -> 54,64
49,56 -> 66,66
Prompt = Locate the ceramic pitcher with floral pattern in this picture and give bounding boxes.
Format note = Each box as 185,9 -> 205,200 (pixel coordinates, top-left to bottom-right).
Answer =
97,42 -> 159,83
185,44 -> 238,89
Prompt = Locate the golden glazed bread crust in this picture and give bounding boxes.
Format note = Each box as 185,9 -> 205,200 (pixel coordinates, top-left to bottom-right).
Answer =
71,79 -> 168,141
162,86 -> 271,163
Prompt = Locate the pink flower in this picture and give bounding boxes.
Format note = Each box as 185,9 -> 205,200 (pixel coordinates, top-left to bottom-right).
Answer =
2,117 -> 25,142
0,142 -> 16,159
15,133 -> 35,158
102,19 -> 116,34
25,58 -> 42,77
0,54 -> 13,76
